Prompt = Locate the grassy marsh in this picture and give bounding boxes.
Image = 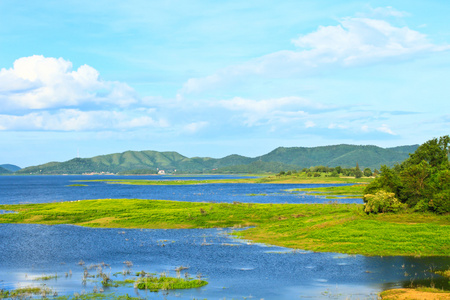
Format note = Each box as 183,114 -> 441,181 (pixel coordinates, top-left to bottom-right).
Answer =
0,199 -> 448,256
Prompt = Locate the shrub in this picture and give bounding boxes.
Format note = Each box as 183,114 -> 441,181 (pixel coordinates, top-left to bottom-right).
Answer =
429,190 -> 450,214
363,190 -> 405,214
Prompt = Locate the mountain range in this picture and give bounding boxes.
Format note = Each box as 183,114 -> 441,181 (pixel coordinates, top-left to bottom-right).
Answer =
14,144 -> 419,175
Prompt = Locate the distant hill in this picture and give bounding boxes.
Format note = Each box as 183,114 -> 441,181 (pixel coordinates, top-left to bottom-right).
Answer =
15,144 -> 419,175
255,145 -> 414,170
0,166 -> 12,174
0,164 -> 21,172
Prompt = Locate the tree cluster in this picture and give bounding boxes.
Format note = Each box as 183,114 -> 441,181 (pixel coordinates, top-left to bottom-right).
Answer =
364,135 -> 450,214
278,164 -> 375,178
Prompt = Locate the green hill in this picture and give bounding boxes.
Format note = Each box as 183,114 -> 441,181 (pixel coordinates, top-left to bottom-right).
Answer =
0,164 -> 21,172
16,144 -> 418,175
0,166 -> 12,174
256,145 -> 410,170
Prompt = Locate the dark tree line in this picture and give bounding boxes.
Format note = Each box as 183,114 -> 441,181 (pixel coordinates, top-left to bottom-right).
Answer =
278,164 -> 376,178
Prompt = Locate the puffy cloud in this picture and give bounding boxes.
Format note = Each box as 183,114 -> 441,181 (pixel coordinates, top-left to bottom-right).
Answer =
0,55 -> 138,112
291,17 -> 442,65
181,14 -> 450,94
0,109 -> 167,131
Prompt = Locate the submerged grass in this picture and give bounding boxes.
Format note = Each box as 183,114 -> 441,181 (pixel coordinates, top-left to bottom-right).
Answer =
0,199 -> 448,256
33,274 -> 58,281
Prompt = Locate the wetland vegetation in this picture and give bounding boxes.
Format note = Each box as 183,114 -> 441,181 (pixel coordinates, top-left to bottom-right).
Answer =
1,262 -> 205,299
0,199 -> 448,257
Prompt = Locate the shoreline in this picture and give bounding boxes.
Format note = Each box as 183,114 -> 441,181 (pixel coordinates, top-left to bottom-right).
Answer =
1,199 -> 448,257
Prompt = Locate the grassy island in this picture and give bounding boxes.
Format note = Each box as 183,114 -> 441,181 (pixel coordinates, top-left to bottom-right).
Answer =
0,199 -> 448,256
133,275 -> 207,291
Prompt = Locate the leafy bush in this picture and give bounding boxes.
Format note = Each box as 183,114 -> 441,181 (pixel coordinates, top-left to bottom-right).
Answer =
363,190 -> 405,214
429,190 -> 450,214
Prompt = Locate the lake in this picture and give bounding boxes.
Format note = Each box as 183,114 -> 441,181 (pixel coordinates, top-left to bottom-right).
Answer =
0,175 -> 448,299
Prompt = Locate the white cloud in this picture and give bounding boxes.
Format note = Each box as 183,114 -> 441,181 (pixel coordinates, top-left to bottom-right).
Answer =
0,55 -> 138,112
292,17 -> 443,65
219,96 -> 327,112
377,124 -> 396,135
183,121 -> 209,134
181,14 -> 450,94
363,6 -> 410,18
0,109 -> 166,131
328,123 -> 348,129
217,96 -> 323,126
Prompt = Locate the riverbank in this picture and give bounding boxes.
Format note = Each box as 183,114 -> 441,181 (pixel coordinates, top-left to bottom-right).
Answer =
380,288 -> 450,299
0,199 -> 448,256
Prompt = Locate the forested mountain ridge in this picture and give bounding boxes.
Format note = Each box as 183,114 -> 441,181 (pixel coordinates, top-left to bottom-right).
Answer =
15,144 -> 419,175
0,164 -> 21,174
0,166 -> 12,174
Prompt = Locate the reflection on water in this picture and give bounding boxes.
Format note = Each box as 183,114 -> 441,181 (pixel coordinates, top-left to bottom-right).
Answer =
0,224 -> 448,299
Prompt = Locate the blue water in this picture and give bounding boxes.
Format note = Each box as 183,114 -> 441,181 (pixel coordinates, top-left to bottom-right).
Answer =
0,175 -> 360,205
0,175 -> 448,299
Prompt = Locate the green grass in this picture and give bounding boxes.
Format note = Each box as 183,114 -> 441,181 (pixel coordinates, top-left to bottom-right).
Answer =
67,184 -> 89,187
0,287 -> 52,299
52,293 -> 141,300
255,173 -> 374,184
0,199 -> 448,256
33,274 -> 58,281
290,184 -> 367,198
134,275 -> 207,291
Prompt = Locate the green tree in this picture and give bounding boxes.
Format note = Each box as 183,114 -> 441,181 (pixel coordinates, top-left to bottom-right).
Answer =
363,135 -> 450,214
363,168 -> 373,177
403,135 -> 450,169
354,163 -> 363,178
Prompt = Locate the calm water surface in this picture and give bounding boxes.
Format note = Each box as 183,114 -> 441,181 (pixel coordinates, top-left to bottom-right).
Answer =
0,175 -> 448,299
0,175 -> 360,205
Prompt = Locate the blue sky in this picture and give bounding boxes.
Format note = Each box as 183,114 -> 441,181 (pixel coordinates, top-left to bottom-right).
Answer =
1,0 -> 449,167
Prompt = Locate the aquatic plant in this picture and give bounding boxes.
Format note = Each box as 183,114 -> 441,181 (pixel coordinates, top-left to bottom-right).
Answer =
33,273 -> 58,281
0,287 -> 52,299
133,273 -> 208,291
